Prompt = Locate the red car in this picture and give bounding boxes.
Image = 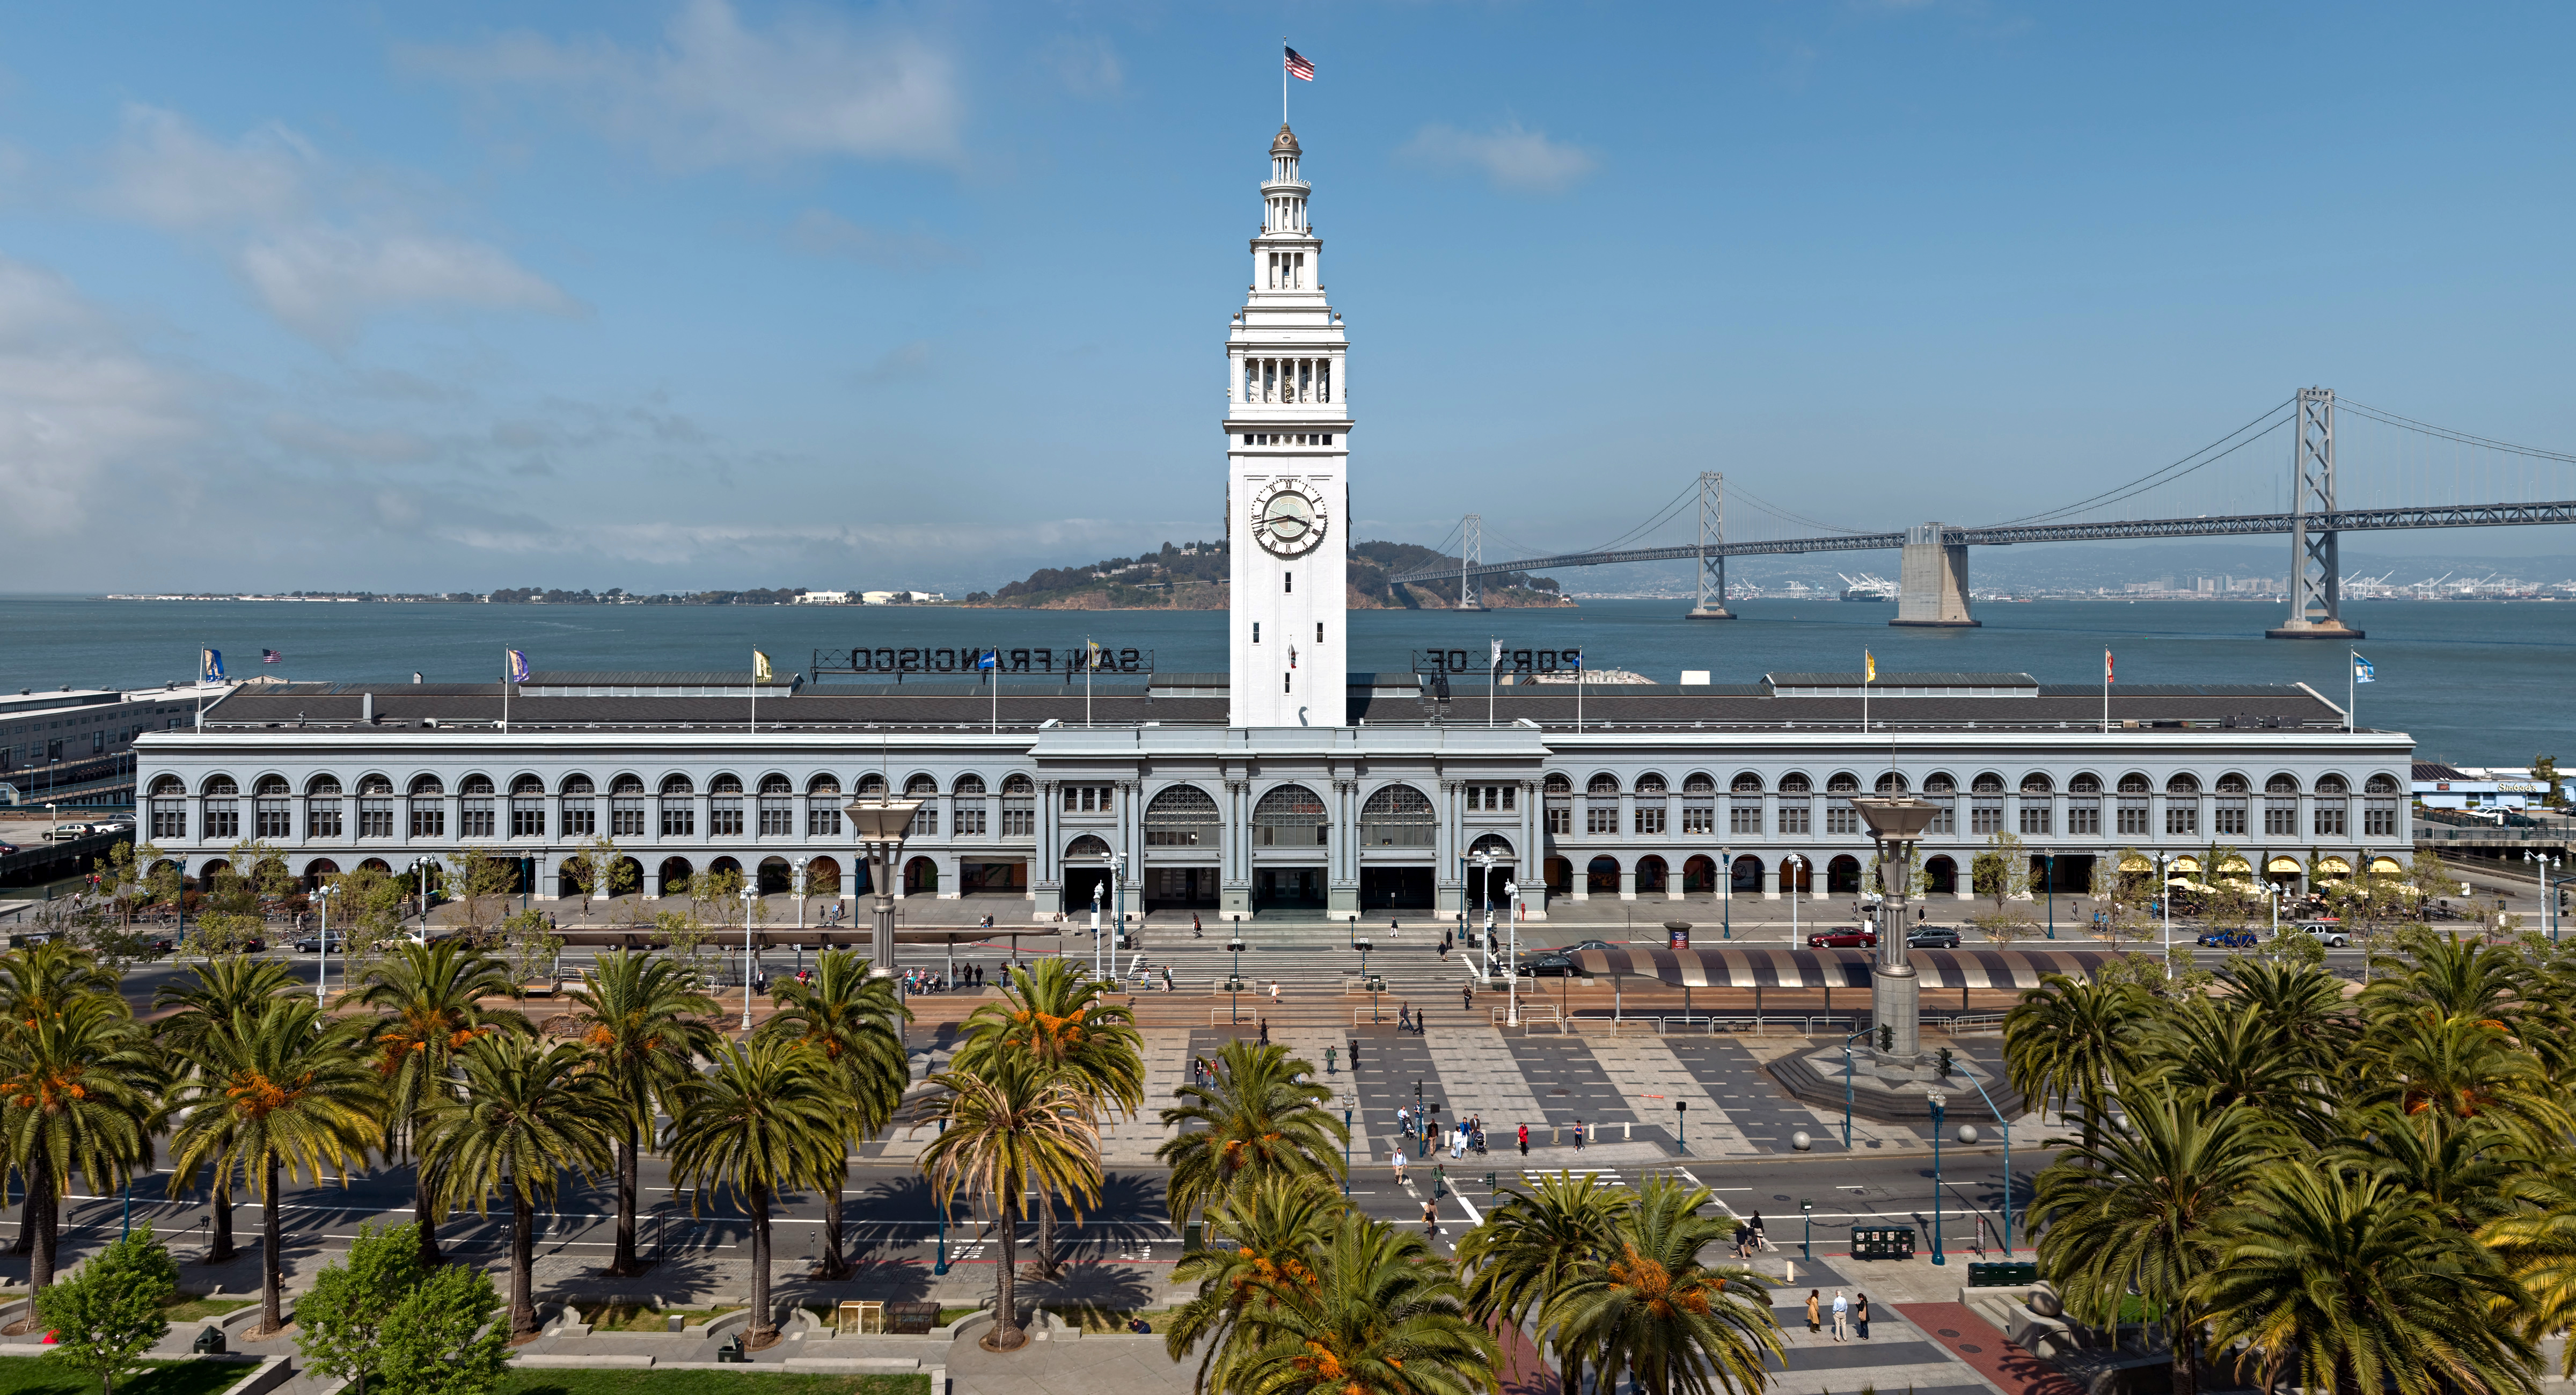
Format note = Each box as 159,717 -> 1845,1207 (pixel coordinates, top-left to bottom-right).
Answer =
1806,927 -> 1877,948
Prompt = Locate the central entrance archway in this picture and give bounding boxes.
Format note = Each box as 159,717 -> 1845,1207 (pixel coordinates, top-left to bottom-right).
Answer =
1254,867 -> 1327,911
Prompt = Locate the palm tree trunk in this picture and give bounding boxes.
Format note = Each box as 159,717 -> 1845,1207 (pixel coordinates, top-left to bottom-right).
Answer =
991,1203 -> 1023,1350
510,1193 -> 537,1341
25,1157 -> 54,1293
609,1123 -> 644,1276
1035,1189 -> 1060,1279
208,1175 -> 236,1264
259,1151 -> 284,1336
749,1182 -> 774,1346
817,1174 -> 850,1280
412,1153 -> 442,1269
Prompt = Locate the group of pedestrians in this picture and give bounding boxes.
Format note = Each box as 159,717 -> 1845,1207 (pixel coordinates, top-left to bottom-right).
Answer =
1803,1289 -> 1870,1341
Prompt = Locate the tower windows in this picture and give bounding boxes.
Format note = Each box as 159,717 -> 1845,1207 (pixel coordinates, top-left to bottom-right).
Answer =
1284,573 -> 1293,593
1316,623 -> 1324,643
1285,673 -> 1293,694
1253,623 -> 1261,643
1235,360 -> 1336,406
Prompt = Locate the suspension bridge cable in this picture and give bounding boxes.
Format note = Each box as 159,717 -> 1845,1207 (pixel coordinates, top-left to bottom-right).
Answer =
1723,480 -> 1867,536
1981,397 -> 2297,527
2336,399 -> 2576,466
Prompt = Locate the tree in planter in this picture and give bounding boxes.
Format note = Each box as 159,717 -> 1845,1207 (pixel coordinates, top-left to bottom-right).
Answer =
326,866 -> 412,994
357,942 -> 526,1270
668,1039 -> 844,1351
167,998 -> 383,1337
418,1036 -> 617,1341
919,1054 -> 1102,1353
296,1222 -> 508,1395
1969,832 -> 2034,944
2405,846 -> 2457,926
758,950 -> 911,1279
953,958 -> 1140,1280
560,836 -> 641,926
448,850 -> 520,948
297,1222 -> 428,1395
153,957 -> 298,1265
33,1222 -> 178,1395
500,909 -> 562,989
2538,754 -> 2563,810
566,951 -> 719,1278
0,992 -> 156,1295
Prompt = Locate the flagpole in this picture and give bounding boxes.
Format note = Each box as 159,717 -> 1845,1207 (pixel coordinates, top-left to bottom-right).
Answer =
1862,654 -> 1869,735
502,648 -> 510,732
2349,649 -> 2357,734
2103,649 -> 2110,734
1282,36 -> 1288,123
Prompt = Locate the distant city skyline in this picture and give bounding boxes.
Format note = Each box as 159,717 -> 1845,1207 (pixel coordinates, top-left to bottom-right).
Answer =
2,4 -> 2572,593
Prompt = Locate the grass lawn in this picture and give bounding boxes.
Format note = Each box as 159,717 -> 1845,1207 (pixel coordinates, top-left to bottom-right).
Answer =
504,1373 -> 928,1395
160,1295 -> 257,1324
580,1304 -> 742,1333
0,1357 -> 248,1395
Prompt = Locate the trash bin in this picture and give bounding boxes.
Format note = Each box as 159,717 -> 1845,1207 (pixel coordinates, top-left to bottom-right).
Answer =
193,1326 -> 225,1355
1666,922 -> 1691,948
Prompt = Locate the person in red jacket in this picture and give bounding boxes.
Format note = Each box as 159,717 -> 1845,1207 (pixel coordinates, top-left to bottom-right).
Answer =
1518,1122 -> 1529,1155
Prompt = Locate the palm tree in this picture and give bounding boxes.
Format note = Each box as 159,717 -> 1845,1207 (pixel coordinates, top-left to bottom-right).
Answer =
167,998 -> 382,1335
0,993 -> 157,1293
2362,1011 -> 2573,1146
2215,959 -> 2355,1072
757,950 -> 910,1279
1157,1039 -> 1347,1229
2330,1105 -> 2527,1236
2200,1165 -> 2535,1395
2002,972 -> 2142,1150
0,940 -> 126,1258
418,1035 -> 618,1341
956,958 -> 1141,1278
1164,1175 -> 1340,1395
918,1055 -> 1102,1352
1457,1172 -> 1632,1395
567,950 -> 720,1276
1549,1177 -> 1777,1395
1221,1211 -> 1501,1395
152,957 -> 297,1263
2363,926 -> 2529,1025
667,1039 -> 844,1350
2029,1087 -> 2278,1395
358,941 -> 526,1268
2479,1170 -> 2576,1375
2136,997 -> 2332,1143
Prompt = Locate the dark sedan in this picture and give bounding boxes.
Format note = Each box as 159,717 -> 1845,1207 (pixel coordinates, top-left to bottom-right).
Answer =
1906,926 -> 1961,950
1805,927 -> 1877,949
1549,939 -> 1615,955
1516,953 -> 1581,977
2196,929 -> 2259,948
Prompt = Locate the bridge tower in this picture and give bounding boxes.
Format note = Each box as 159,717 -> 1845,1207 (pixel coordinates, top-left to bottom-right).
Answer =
1686,471 -> 1733,619
1892,523 -> 1979,627
2266,387 -> 2363,640
1456,514 -> 1486,610
1225,123 -> 1352,725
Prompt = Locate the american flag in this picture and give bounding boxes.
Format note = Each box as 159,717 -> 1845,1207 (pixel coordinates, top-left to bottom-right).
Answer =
1284,46 -> 1314,81
261,649 -> 281,664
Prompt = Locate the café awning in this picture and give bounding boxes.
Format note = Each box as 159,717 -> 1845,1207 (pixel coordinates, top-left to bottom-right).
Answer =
1569,945 -> 2120,992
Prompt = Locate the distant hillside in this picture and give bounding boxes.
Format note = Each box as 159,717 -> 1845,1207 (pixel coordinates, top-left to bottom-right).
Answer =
961,540 -> 1572,610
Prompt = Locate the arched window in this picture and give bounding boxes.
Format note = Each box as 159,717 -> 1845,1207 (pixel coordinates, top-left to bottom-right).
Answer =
204,774 -> 239,796
1779,772 -> 1812,794
359,774 -> 394,795
856,773 -> 887,798
1635,772 -> 1667,795
807,773 -> 840,795
1826,772 -> 1860,794
2365,773 -> 2399,794
408,775 -> 443,796
2019,772 -> 2054,794
2168,773 -> 2201,794
1922,771 -> 1957,794
1543,773 -> 1572,794
1065,834 -> 1112,860
253,775 -> 289,796
460,773 -> 495,795
1731,772 -> 1763,793
307,775 -> 342,796
1586,773 -> 1620,796
2117,772 -> 2150,794
562,773 -> 596,795
658,773 -> 693,795
1146,785 -> 1220,846
1002,773 -> 1035,795
1683,772 -> 1716,795
150,774 -> 184,797
905,774 -> 938,797
2215,772 -> 2249,794
1254,784 -> 1329,847
759,773 -> 792,795
511,774 -> 544,795
2068,772 -> 2102,794
1875,772 -> 1909,793
2316,773 -> 2348,794
955,774 -> 987,797
2266,773 -> 2299,795
1971,772 -> 2004,794
710,773 -> 743,794
1467,833 -> 1514,860
1360,785 -> 1437,847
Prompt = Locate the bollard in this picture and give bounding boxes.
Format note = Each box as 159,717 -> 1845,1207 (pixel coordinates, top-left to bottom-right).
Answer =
1623,1121 -> 1633,1141
1552,1125 -> 1561,1145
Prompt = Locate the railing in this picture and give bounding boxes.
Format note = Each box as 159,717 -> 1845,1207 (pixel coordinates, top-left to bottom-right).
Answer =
2418,826 -> 2574,846
1491,1004 -> 1564,1031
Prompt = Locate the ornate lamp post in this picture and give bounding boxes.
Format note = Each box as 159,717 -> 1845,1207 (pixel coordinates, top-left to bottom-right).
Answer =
1850,795 -> 1938,1068
1927,1089 -> 1949,1266
312,882 -> 338,1006
845,793 -> 921,978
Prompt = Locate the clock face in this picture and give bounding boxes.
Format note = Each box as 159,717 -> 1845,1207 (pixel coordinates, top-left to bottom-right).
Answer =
1251,480 -> 1329,557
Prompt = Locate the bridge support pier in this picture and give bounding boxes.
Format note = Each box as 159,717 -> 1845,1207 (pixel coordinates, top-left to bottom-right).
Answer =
1891,523 -> 1979,627
2266,387 -> 2364,640
1687,471 -> 1735,619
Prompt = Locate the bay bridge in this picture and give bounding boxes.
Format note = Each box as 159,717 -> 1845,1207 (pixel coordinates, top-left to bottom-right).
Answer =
1387,389 -> 2576,638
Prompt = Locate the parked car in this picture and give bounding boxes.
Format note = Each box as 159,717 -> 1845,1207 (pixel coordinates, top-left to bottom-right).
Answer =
43,823 -> 92,842
1515,953 -> 1580,977
1550,939 -> 1615,955
291,931 -> 348,953
0,841 -> 18,856
2196,929 -> 2260,948
2292,920 -> 2350,949
1906,926 -> 1961,950
1806,927 -> 1877,949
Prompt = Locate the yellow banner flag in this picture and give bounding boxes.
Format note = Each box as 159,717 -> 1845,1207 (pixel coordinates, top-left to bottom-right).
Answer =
753,650 -> 773,683
1864,652 -> 1876,683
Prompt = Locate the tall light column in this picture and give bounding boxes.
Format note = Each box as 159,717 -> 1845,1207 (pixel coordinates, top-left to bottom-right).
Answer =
1851,796 -> 1938,1066
846,795 -> 920,978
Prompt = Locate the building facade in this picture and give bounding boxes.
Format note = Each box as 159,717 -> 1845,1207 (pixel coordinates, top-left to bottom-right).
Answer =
128,126 -> 2418,932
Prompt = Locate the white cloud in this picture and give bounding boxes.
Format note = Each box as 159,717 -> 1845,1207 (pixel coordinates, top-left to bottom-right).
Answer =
240,229 -> 577,344
406,0 -> 963,169
784,209 -> 967,269
87,107 -> 575,345
1399,121 -> 1598,195
94,104 -> 311,230
0,256 -> 199,533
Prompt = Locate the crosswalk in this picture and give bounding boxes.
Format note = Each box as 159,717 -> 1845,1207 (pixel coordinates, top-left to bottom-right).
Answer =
1520,1168 -> 1627,1187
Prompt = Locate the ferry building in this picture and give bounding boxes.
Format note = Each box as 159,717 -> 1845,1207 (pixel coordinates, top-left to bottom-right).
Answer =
132,127 -> 2416,926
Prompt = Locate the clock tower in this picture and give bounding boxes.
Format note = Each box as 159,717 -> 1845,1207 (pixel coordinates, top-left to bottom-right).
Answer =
1227,123 -> 1351,727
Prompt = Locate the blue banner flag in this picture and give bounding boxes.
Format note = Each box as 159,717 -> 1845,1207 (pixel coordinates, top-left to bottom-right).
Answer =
978,650 -> 997,670
2353,653 -> 2375,684
201,648 -> 224,682
506,648 -> 530,684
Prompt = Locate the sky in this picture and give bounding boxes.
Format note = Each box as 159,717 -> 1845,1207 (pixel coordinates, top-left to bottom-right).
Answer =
2,1 -> 2573,595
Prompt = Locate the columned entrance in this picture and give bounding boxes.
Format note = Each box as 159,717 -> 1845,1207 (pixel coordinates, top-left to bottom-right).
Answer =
1359,866 -> 1433,910
1254,866 -> 1327,911
1144,867 -> 1219,909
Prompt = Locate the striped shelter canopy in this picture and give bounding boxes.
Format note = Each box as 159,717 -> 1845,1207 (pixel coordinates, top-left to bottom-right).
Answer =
1568,945 -> 2118,992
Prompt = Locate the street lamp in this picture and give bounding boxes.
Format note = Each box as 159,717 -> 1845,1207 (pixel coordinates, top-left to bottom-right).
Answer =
1090,879 -> 1106,983
793,856 -> 808,931
1341,1091 -> 1355,1195
1503,879 -> 1521,1027
1800,1198 -> 1813,1261
2041,848 -> 2056,940
2155,851 -> 2174,978
313,882 -> 338,1006
1850,796 -> 1938,1068
741,881 -> 758,1031
1719,845 -> 1732,939
1960,1069 -> 2014,1255
1228,935 -> 1246,1025
1674,1099 -> 1687,1155
843,793 -> 921,979
1784,854 -> 1805,946
1927,1090 -> 1948,1266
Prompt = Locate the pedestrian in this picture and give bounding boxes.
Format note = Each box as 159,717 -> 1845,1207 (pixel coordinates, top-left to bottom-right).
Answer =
1732,1222 -> 1750,1258
1832,1290 -> 1849,1342
1517,1122 -> 1529,1156
1572,1119 -> 1584,1151
1452,1124 -> 1466,1159
1748,1210 -> 1766,1249
1422,1199 -> 1438,1237
1854,1293 -> 1870,1340
1270,980 -> 1281,1003
1397,1104 -> 1411,1138
1399,1003 -> 1413,1032
1393,1151 -> 1407,1186
1805,1290 -> 1821,1334
1461,984 -> 1473,1011
1258,1018 -> 1270,1047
